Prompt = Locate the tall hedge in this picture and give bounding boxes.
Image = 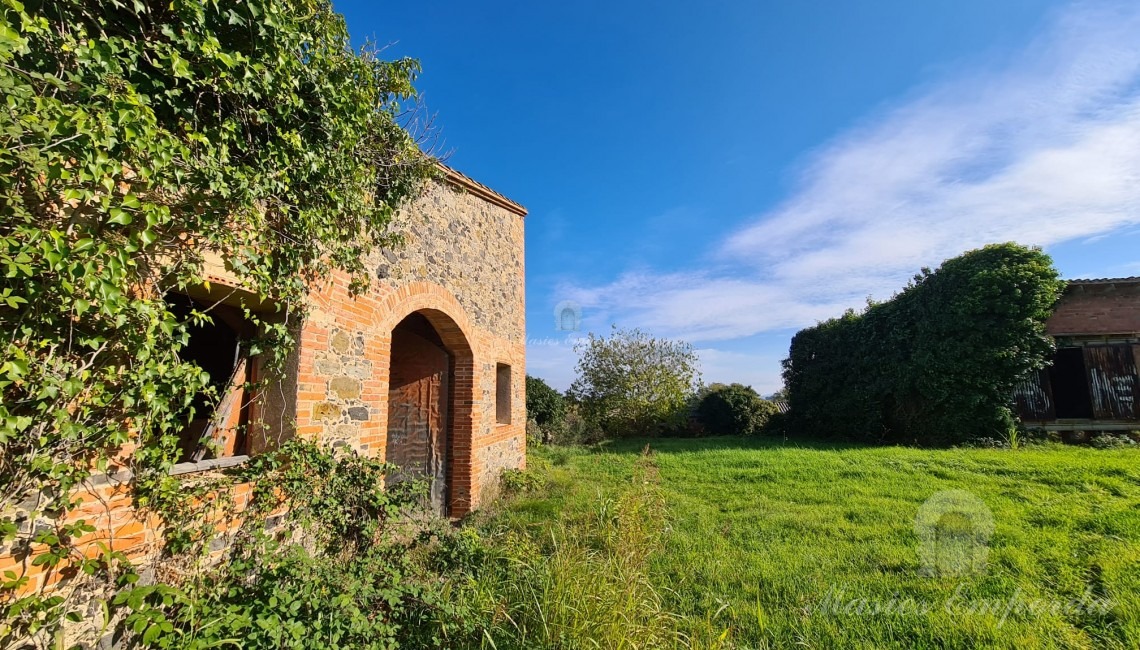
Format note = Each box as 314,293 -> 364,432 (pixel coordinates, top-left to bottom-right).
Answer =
782,243 -> 1064,445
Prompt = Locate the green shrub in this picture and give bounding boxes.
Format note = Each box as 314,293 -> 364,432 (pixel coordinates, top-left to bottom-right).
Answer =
783,243 -> 1064,446
1090,433 -> 1138,449
500,467 -> 548,496
113,441 -> 454,649
761,410 -> 788,438
569,327 -> 700,438
695,383 -> 778,436
526,375 -> 567,429
535,402 -> 605,446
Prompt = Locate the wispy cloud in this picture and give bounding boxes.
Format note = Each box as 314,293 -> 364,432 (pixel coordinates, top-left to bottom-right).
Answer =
723,0 -> 1140,302
532,1 -> 1140,388
534,1 -> 1140,389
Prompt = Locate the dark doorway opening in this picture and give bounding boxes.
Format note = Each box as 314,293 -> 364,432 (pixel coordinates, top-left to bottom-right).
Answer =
1049,347 -> 1093,419
387,312 -> 452,515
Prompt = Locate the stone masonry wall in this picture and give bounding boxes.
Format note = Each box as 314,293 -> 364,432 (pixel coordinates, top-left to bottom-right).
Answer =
381,182 -> 525,341
294,176 -> 527,513
1,170 -> 526,610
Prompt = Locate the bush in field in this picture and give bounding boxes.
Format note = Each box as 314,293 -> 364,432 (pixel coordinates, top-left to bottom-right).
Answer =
696,383 -> 778,436
525,375 -> 566,442
554,402 -> 606,445
783,243 -> 1064,446
569,327 -> 700,438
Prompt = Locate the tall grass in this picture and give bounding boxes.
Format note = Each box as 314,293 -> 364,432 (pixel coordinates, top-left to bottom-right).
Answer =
478,454 -> 679,649
426,435 -> 1140,648
484,437 -> 1140,649
427,451 -> 734,649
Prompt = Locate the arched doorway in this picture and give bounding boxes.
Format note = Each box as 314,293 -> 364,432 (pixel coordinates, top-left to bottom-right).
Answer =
386,311 -> 471,516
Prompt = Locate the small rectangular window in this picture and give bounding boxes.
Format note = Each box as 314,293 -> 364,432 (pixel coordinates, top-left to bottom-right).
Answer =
496,363 -> 512,424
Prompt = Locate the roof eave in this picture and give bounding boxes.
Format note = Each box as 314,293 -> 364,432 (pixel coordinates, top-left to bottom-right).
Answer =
436,162 -> 527,217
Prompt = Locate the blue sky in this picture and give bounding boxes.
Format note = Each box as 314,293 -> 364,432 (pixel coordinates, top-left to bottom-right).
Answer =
335,0 -> 1140,392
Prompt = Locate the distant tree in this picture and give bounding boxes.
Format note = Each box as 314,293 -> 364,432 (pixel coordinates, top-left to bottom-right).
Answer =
526,375 -> 566,428
569,326 -> 700,437
696,383 -> 778,436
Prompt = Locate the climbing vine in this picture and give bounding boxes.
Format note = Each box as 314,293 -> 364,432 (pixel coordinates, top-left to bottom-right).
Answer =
0,0 -> 436,645
782,243 -> 1065,445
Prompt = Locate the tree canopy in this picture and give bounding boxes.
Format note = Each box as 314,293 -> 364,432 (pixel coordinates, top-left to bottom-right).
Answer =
526,374 -> 566,428
569,326 -> 700,437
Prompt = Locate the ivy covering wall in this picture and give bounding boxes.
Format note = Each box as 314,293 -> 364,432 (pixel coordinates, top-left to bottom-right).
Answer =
782,243 -> 1064,445
1,0 -> 433,508
0,0 -> 438,645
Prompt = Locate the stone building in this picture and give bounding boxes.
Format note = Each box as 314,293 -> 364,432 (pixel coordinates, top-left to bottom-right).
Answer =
180,164 -> 529,515
1,165 -> 527,598
1015,277 -> 1140,431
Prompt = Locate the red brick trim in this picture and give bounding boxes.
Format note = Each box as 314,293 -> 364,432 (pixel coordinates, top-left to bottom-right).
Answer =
377,282 -> 481,515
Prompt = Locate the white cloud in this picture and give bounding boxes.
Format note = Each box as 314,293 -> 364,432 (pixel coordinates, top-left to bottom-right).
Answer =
558,271 -> 849,341
724,0 -> 1140,300
538,1 -> 1140,386
524,336 -> 582,391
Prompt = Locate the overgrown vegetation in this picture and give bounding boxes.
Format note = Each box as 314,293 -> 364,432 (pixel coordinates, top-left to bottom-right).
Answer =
451,454 -> 698,649
783,243 -> 1065,445
109,442 -> 454,649
0,0 -> 435,645
525,374 -> 566,444
693,383 -> 778,436
569,326 -> 701,438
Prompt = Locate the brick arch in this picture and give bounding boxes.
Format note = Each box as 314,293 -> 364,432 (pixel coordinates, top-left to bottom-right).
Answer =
376,282 -> 474,346
378,282 -> 479,515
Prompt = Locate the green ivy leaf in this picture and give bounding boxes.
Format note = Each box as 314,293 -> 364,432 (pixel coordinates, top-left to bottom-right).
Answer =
107,208 -> 132,225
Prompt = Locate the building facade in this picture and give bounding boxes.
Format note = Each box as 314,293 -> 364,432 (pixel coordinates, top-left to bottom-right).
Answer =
1015,277 -> 1140,431
1,166 -> 527,598
186,164 -> 529,514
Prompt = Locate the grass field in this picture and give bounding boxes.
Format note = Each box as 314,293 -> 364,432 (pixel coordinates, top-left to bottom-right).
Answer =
485,437 -> 1140,649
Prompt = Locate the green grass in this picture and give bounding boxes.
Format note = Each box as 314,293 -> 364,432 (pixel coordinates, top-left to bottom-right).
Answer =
487,438 -> 1140,649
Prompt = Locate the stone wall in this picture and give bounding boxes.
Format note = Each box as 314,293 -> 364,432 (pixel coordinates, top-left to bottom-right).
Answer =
293,172 -> 527,514
381,182 -> 525,340
0,168 -> 527,613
